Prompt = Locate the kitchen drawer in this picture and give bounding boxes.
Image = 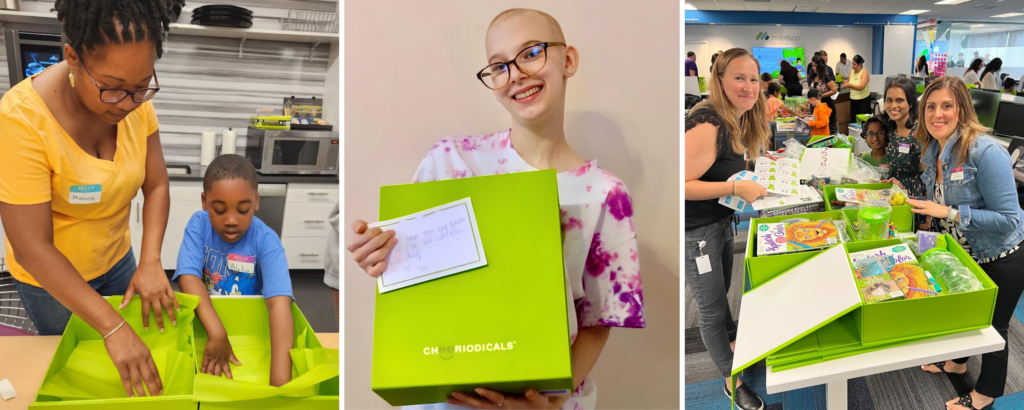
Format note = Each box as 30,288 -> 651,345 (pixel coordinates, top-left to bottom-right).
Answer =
286,183 -> 339,204
282,202 -> 336,238
282,237 -> 329,270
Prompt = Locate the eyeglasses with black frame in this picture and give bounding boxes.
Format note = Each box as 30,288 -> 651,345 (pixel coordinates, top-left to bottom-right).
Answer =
80,59 -> 160,104
476,42 -> 566,90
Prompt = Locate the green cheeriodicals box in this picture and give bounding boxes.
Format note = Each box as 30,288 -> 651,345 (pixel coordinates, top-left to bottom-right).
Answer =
191,296 -> 339,410
30,293 -> 201,410
371,170 -> 573,406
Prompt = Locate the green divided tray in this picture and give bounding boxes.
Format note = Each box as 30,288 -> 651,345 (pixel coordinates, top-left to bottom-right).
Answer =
846,237 -> 997,346
30,294 -> 201,410
192,297 -> 338,410
758,234 -> 998,371
745,211 -> 856,290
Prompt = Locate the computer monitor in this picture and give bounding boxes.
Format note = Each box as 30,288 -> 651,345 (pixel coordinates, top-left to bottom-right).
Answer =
994,101 -> 1024,138
970,89 -> 1003,130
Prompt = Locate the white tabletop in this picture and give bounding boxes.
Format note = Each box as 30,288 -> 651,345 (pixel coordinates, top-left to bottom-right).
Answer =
765,326 -> 1004,394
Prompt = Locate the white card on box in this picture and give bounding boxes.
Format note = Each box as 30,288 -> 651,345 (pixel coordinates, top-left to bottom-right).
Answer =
369,198 -> 487,293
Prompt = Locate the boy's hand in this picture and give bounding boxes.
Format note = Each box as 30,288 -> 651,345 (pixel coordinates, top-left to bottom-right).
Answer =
447,388 -> 565,409
202,333 -> 242,379
121,259 -> 179,332
347,220 -> 398,278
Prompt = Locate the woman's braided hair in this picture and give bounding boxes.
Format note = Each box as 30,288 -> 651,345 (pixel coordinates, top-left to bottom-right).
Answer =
53,0 -> 172,59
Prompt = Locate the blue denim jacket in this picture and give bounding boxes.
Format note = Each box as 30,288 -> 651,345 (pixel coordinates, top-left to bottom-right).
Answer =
921,131 -> 1024,259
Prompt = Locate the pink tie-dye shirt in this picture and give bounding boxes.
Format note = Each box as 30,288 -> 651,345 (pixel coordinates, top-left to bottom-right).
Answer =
407,129 -> 645,410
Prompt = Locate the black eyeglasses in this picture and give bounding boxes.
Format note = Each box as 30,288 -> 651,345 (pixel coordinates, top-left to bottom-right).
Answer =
476,42 -> 566,90
865,131 -> 885,138
80,59 -> 160,104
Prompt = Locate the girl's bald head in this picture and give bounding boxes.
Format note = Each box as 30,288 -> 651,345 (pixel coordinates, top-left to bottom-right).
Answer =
487,8 -> 565,43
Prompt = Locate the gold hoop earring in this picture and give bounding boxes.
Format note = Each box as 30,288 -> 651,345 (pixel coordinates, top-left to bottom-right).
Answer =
69,71 -> 75,87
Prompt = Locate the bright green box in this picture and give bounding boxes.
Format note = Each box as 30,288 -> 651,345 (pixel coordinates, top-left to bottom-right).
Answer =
371,170 -> 573,406
30,294 -> 200,410
845,237 -> 998,346
823,183 -> 914,232
756,234 -> 997,371
192,297 -> 338,410
745,211 -> 856,289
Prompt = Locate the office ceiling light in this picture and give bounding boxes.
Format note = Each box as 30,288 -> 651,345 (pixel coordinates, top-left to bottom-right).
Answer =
900,9 -> 930,14
971,24 -> 985,26
992,12 -> 1024,17
684,3 -> 697,10
935,0 -> 971,4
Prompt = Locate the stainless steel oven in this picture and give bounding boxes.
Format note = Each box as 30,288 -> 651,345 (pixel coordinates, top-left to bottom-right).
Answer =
244,127 -> 339,175
4,29 -> 65,86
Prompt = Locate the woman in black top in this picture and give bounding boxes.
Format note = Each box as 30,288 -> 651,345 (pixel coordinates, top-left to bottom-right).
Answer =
780,60 -> 802,98
809,56 -> 838,134
685,47 -> 770,410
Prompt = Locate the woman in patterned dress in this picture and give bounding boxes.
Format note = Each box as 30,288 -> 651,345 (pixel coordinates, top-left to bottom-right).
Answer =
346,8 -> 645,410
906,76 -> 1024,410
882,77 -> 929,227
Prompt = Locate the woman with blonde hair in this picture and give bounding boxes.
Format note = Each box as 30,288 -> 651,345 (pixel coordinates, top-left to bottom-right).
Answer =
905,76 -> 1024,410
684,47 -> 770,410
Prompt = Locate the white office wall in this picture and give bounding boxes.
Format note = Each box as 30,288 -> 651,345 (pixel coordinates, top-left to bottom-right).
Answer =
884,25 -> 916,76
685,25 -> 873,75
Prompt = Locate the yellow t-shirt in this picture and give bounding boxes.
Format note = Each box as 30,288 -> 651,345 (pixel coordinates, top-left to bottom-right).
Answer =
0,74 -> 157,287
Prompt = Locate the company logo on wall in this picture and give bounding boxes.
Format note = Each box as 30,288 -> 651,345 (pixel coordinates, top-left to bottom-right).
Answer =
756,32 -> 801,44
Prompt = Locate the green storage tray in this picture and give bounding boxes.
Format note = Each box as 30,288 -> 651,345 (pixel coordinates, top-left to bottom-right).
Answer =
193,297 -> 338,410
746,211 -> 856,289
846,237 -> 998,346
30,294 -> 200,410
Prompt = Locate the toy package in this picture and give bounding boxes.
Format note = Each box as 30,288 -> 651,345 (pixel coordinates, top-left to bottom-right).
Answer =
858,273 -> 907,304
831,186 -> 908,208
849,244 -> 943,299
755,219 -> 849,256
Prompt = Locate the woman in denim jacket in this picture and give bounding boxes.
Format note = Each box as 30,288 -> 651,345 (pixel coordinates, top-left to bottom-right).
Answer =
906,76 -> 1024,410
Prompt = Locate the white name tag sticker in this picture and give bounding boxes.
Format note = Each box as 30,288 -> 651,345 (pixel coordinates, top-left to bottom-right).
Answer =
899,143 -> 911,154
951,166 -> 964,181
69,184 -> 101,204
227,254 -> 256,274
1001,93 -> 1015,102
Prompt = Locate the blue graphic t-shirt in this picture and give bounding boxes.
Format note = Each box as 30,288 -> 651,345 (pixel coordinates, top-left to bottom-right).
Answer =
172,211 -> 293,299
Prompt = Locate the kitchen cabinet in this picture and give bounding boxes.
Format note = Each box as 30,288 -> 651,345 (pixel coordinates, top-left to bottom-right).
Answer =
130,183 -> 204,270
282,183 -> 338,270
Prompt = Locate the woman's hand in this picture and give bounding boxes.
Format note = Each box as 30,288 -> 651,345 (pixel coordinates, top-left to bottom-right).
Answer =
121,259 -> 179,332
448,388 -> 564,409
841,82 -> 850,89
201,332 -> 242,379
347,220 -> 398,278
907,198 -> 951,218
735,180 -> 768,202
761,153 -> 781,161
103,323 -> 162,397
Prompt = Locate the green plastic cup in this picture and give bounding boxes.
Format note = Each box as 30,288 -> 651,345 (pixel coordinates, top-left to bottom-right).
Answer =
858,206 -> 892,241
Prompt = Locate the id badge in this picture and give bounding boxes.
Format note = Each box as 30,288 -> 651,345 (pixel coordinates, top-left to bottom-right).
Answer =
696,255 -> 712,274
69,184 -> 101,204
227,254 -> 255,274
898,143 -> 910,154
951,166 -> 964,181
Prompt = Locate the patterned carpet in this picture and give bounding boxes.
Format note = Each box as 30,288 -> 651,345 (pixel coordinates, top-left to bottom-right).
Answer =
684,228 -> 1024,409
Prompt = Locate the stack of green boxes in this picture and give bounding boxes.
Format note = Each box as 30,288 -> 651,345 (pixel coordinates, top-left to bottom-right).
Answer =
29,295 -> 338,409
738,184 -> 998,374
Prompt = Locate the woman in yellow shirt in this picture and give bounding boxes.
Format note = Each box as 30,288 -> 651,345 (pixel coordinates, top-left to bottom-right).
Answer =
0,0 -> 174,398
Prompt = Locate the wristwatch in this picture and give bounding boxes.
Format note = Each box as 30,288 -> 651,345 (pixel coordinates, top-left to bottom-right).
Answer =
947,206 -> 959,221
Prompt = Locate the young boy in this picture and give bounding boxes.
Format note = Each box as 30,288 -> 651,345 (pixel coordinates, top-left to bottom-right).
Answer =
1002,77 -> 1018,95
805,88 -> 832,137
859,116 -> 890,178
172,154 -> 295,387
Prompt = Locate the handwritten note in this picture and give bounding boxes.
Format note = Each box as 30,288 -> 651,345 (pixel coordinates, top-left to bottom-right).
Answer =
368,198 -> 487,293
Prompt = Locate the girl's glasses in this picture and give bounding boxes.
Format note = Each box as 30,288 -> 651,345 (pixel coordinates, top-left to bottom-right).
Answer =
80,60 -> 160,104
477,42 -> 566,90
865,131 -> 884,138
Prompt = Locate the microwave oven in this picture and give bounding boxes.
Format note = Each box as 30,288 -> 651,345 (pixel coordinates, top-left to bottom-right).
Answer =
244,127 -> 339,175
4,29 -> 65,86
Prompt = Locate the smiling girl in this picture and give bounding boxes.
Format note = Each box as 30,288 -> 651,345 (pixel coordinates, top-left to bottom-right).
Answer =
906,76 -> 1024,410
347,8 -> 644,410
